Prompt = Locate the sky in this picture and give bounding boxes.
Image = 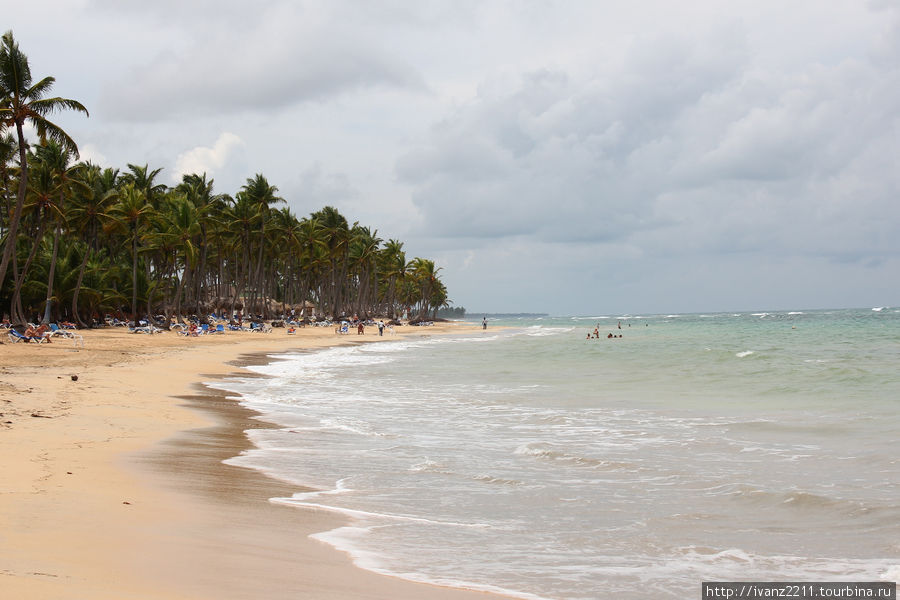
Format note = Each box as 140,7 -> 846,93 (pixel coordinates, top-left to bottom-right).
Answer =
6,0 -> 899,315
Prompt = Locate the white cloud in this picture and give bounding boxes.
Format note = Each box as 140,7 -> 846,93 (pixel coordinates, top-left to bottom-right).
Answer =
76,143 -> 109,167
172,132 -> 244,183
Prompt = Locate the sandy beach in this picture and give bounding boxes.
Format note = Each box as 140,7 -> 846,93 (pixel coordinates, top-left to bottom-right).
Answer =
0,322 -> 506,599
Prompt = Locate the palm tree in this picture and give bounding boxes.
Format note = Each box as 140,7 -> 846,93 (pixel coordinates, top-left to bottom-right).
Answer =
175,172 -> 224,310
35,141 -> 88,323
379,239 -> 407,318
269,206 -> 302,312
146,193 -> 200,321
409,257 -> 442,320
222,192 -> 260,315
311,206 -> 350,317
239,173 -> 282,316
0,131 -> 16,237
109,183 -> 153,319
9,151 -> 57,322
119,163 -> 166,208
0,30 -> 88,308
203,191 -> 234,312
348,225 -> 381,317
68,163 -> 117,326
295,215 -> 327,317
428,278 -> 449,319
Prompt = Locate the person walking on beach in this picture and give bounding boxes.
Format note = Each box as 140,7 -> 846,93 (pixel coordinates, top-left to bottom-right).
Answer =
482,317 -> 487,330
377,320 -> 384,336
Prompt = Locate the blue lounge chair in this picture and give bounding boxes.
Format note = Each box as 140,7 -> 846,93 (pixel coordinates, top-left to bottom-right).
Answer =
8,329 -> 46,343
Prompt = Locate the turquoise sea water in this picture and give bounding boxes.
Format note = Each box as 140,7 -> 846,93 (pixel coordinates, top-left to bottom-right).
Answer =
214,308 -> 900,599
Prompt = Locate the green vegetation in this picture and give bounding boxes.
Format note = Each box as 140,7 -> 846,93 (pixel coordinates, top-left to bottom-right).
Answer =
436,306 -> 466,318
0,30 -> 450,326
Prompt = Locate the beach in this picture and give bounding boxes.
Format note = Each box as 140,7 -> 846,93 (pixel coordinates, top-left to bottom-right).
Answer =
0,322 -> 504,600
4,310 -> 898,600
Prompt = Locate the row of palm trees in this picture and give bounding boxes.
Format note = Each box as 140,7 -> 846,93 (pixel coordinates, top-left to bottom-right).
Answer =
0,30 -> 450,327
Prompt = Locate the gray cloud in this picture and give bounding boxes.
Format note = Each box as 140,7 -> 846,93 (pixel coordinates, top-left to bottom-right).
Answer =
96,3 -> 426,121
285,163 -> 360,218
400,18 -> 900,269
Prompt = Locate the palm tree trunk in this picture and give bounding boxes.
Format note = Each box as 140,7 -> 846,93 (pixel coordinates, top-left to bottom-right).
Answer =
131,231 -> 139,320
173,269 -> 187,323
11,218 -> 47,324
0,122 -> 30,295
215,247 -> 224,313
71,241 -> 92,327
41,223 -> 62,324
9,247 -> 22,323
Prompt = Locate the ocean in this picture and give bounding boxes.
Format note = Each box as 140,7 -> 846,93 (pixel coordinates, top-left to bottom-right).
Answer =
211,308 -> 900,599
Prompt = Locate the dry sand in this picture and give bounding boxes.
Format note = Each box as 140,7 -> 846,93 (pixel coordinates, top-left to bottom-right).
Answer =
0,323 -> 507,599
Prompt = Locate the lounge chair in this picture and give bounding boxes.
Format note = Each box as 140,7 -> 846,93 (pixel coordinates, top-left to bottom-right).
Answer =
8,329 -> 46,344
48,323 -> 85,347
212,324 -> 225,334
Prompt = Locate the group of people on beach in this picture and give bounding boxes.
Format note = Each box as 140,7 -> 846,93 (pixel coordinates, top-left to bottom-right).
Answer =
333,316 -> 392,336
354,320 -> 387,335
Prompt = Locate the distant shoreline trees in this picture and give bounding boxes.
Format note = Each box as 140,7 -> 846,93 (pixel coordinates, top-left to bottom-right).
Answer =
0,30 -> 451,326
436,306 -> 466,318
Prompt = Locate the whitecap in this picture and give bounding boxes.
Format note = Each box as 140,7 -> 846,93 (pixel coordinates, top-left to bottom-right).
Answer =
525,326 -> 574,337
409,459 -> 454,475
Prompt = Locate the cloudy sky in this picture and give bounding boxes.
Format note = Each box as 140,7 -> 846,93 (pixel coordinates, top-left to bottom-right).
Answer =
8,0 -> 900,315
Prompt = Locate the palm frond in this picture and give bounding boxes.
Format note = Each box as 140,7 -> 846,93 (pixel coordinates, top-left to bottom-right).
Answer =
30,95 -> 89,118
25,76 -> 56,101
33,118 -> 81,156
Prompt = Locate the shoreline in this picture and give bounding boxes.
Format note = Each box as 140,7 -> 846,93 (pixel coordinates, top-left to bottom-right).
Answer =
0,324 -> 510,599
